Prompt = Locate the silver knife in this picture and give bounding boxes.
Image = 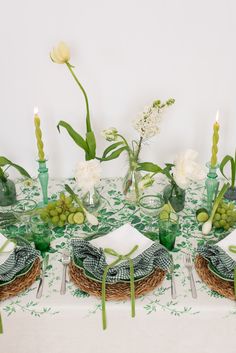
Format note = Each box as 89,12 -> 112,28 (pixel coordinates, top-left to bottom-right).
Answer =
170,257 -> 177,300
36,254 -> 49,299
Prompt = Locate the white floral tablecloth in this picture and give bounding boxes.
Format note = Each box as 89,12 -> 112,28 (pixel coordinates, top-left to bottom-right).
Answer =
1,178 -> 236,353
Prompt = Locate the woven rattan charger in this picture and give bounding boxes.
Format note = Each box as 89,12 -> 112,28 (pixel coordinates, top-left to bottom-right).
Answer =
195,255 -> 235,301
69,261 -> 166,300
0,258 -> 41,301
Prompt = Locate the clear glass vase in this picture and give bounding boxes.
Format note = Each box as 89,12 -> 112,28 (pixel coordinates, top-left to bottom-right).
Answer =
163,182 -> 186,212
0,178 -> 17,206
123,167 -> 142,203
82,187 -> 100,211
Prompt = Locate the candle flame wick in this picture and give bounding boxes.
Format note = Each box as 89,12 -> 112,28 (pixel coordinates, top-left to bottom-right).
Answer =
34,107 -> 39,115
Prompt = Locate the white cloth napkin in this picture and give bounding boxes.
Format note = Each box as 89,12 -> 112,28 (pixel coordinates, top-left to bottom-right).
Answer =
90,223 -> 154,265
0,233 -> 15,266
217,229 -> 236,261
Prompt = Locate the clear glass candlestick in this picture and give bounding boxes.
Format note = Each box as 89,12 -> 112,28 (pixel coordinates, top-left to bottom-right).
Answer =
38,159 -> 49,206
205,162 -> 219,212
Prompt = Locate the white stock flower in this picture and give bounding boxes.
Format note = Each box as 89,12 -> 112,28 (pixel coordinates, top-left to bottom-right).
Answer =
50,42 -> 70,64
173,149 -> 205,189
101,127 -> 118,142
75,160 -> 101,192
133,104 -> 161,139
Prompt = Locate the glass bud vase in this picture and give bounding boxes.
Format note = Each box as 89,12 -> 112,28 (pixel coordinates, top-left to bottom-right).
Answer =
123,167 -> 142,203
82,187 -> 100,211
0,178 -> 17,206
205,163 -> 219,212
163,182 -> 186,212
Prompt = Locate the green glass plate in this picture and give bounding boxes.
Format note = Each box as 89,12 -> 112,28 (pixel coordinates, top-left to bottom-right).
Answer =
207,262 -> 234,282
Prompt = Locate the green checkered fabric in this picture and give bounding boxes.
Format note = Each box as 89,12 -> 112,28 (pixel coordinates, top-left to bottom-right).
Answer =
197,244 -> 235,280
71,239 -> 172,283
0,246 -> 40,282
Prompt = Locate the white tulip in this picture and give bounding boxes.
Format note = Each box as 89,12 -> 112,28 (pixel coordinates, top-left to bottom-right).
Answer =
101,127 -> 119,142
50,42 -> 70,64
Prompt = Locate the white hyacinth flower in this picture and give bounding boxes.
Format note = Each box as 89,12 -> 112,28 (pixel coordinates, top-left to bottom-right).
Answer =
75,159 -> 101,192
133,105 -> 161,139
101,127 -> 119,142
173,149 -> 205,189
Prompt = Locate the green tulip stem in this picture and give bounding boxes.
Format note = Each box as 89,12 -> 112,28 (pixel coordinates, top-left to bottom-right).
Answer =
66,62 -> 91,133
0,311 -> 3,334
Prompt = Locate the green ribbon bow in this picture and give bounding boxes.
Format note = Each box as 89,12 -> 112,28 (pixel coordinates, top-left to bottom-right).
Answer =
228,245 -> 236,297
101,245 -> 138,330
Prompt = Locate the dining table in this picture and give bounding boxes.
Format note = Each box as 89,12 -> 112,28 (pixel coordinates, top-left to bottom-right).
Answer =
1,177 -> 236,353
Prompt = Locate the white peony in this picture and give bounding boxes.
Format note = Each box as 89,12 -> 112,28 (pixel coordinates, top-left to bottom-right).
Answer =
173,149 -> 205,189
75,159 -> 101,192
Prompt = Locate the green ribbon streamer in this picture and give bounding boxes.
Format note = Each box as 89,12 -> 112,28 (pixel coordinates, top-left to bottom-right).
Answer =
0,310 -> 3,334
0,239 -> 10,253
101,245 -> 138,330
228,246 -> 236,297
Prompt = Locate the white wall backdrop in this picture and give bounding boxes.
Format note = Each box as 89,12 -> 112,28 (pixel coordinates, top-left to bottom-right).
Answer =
0,0 -> 235,179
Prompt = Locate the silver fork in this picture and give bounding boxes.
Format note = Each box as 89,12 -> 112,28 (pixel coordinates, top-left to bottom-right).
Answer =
184,253 -> 197,299
60,250 -> 70,295
170,256 -> 177,299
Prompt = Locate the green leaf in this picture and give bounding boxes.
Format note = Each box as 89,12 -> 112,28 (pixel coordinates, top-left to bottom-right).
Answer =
98,146 -> 127,162
0,157 -> 31,178
57,121 -> 89,153
102,142 -> 124,158
137,162 -> 163,173
220,155 -> 235,187
86,131 -> 96,159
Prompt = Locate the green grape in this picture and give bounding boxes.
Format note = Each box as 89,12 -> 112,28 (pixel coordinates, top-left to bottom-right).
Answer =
50,210 -> 58,217
213,221 -> 220,228
221,214 -> 227,220
55,207 -> 62,214
214,213 -> 221,221
58,220 -> 65,227
69,207 -> 77,213
52,215 -> 60,224
60,214 -> 67,221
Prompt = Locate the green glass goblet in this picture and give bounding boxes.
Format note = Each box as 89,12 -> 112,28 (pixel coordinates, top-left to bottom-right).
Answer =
11,199 -> 37,235
30,215 -> 51,252
139,194 -> 164,239
158,211 -> 179,251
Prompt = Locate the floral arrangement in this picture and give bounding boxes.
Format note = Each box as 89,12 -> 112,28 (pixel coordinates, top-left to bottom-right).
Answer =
101,99 -> 175,201
138,149 -> 205,211
50,42 -> 96,161
0,156 -> 31,206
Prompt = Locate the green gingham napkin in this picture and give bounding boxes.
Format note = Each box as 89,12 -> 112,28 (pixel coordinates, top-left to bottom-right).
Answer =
0,246 -> 40,283
71,239 -> 172,283
197,243 -> 235,280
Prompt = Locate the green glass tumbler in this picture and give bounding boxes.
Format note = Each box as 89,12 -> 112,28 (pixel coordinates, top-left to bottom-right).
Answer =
159,212 -> 179,251
31,215 -> 51,252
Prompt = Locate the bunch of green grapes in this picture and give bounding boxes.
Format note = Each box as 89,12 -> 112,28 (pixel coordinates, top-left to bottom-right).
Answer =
39,192 -> 84,227
213,202 -> 236,231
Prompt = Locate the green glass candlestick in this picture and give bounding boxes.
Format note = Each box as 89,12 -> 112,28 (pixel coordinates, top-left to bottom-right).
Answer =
38,160 -> 49,205
205,162 -> 219,212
